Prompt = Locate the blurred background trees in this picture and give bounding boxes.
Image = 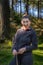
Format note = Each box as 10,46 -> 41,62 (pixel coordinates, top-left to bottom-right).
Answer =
10,0 -> 43,43
0,0 -> 43,43
0,0 -> 43,65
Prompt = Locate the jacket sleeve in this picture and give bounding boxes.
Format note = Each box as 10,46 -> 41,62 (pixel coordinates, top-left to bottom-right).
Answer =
25,30 -> 38,52
12,29 -> 19,52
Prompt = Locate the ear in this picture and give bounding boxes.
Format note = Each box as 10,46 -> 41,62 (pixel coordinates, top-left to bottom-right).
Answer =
21,20 -> 23,25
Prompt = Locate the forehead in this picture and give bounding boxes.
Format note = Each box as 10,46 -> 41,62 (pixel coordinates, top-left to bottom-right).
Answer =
22,18 -> 30,21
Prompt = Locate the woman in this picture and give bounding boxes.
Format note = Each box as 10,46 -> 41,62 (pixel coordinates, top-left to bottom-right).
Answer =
9,15 -> 38,65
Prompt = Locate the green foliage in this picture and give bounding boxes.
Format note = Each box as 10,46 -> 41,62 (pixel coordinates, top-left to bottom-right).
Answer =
13,11 -> 22,25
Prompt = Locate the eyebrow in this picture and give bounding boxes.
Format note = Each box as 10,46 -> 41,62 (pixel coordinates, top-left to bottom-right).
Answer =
22,19 -> 29,21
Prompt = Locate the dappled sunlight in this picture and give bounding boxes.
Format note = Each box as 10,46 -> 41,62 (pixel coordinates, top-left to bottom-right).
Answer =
8,40 -> 12,47
33,43 -> 43,56
33,49 -> 43,56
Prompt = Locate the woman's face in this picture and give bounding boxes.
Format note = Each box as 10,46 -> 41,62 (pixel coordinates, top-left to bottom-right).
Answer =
21,18 -> 31,27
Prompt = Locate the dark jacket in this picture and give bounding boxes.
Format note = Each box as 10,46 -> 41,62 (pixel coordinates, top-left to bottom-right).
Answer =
12,27 -> 38,53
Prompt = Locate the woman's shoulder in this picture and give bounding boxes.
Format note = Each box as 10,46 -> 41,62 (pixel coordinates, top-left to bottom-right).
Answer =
16,28 -> 22,33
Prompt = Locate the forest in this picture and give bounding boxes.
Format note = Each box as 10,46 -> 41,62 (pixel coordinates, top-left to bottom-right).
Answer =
0,0 -> 43,65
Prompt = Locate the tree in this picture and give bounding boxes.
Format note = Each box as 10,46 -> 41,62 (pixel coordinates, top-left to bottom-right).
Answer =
1,0 -> 10,39
25,0 -> 29,14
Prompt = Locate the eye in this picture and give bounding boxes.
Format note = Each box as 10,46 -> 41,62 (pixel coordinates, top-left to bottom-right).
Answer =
26,21 -> 28,22
23,21 -> 25,23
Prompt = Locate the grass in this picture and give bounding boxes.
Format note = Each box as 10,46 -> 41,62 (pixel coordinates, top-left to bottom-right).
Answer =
33,44 -> 43,65
0,40 -> 43,65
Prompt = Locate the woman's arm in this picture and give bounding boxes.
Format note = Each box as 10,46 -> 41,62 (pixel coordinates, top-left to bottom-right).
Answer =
25,30 -> 38,52
12,29 -> 20,52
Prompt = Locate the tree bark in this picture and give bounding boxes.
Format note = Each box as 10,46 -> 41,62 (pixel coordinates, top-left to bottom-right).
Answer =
1,0 -> 10,39
25,0 -> 29,14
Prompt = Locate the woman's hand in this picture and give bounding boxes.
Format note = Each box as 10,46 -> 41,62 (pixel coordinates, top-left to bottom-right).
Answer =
18,47 -> 26,54
13,49 -> 18,56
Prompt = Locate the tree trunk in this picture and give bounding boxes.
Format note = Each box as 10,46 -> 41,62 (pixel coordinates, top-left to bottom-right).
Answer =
1,0 -> 10,39
38,1 -> 39,19
25,0 -> 29,14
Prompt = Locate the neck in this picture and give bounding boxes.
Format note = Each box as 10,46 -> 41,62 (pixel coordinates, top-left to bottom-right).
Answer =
21,26 -> 30,30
